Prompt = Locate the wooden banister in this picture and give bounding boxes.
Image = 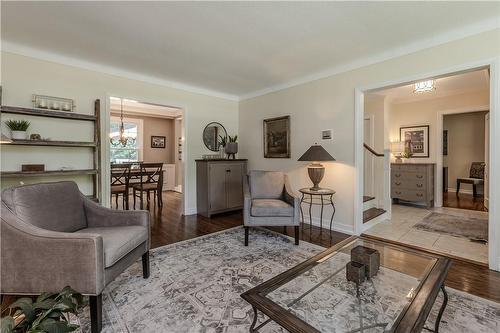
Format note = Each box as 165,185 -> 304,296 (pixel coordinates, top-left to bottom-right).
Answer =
364,143 -> 384,157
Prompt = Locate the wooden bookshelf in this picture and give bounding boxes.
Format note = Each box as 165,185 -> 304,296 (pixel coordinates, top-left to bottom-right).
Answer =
3,139 -> 97,147
0,106 -> 96,121
0,169 -> 98,178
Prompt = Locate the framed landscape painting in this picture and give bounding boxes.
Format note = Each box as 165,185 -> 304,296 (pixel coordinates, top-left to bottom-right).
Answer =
263,116 -> 290,158
400,125 -> 429,158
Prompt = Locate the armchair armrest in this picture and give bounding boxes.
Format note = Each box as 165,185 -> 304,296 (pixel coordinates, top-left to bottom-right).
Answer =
1,210 -> 104,295
83,195 -> 150,229
284,175 -> 301,225
243,174 -> 252,224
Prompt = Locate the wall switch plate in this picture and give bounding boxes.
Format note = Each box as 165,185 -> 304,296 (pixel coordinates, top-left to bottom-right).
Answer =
322,129 -> 332,140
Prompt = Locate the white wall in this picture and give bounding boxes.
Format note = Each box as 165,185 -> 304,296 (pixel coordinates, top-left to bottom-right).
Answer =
0,52 -> 239,213
388,90 -> 489,164
239,28 -> 500,235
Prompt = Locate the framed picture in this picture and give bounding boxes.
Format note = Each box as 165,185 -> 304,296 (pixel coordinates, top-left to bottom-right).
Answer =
263,116 -> 290,158
151,135 -> 166,148
400,125 -> 429,158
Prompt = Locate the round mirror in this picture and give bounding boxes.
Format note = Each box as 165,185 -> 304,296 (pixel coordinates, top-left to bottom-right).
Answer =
202,122 -> 227,152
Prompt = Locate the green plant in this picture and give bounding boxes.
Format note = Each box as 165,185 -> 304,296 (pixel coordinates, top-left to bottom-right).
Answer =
401,150 -> 413,159
228,135 -> 238,143
1,286 -> 84,333
218,135 -> 227,148
5,120 -> 30,131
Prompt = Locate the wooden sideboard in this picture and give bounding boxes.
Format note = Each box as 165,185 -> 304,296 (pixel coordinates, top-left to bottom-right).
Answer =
391,163 -> 435,208
196,159 -> 247,217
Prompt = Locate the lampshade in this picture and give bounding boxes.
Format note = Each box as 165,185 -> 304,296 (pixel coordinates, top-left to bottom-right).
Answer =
0,134 -> 13,144
390,141 -> 404,154
298,144 -> 335,162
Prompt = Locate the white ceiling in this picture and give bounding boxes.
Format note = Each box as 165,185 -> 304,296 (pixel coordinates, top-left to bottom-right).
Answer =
2,2 -> 499,100
373,69 -> 490,104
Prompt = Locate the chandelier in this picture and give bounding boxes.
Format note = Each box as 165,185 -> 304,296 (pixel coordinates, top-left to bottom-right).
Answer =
413,80 -> 435,93
110,99 -> 135,147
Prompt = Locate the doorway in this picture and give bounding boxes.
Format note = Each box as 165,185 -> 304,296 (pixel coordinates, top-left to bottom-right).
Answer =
104,96 -> 186,214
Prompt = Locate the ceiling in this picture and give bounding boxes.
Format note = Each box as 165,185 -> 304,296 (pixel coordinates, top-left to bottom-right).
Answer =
110,97 -> 182,119
373,69 -> 490,104
2,2 -> 499,100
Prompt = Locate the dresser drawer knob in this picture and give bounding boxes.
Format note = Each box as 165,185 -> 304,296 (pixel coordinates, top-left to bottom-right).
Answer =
395,174 -> 401,178
395,182 -> 401,186
416,175 -> 423,179
416,184 -> 423,188
417,193 -> 423,197
396,191 -> 402,195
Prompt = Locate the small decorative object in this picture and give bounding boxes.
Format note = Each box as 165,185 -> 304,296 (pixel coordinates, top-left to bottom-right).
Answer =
400,125 -> 429,158
346,261 -> 366,285
321,129 -> 332,140
202,154 -> 222,160
390,141 -> 404,163
264,116 -> 290,158
30,133 -> 42,141
5,119 -> 30,140
351,245 -> 380,279
298,143 -> 336,191
151,135 -> 166,148
203,122 -> 227,152
32,94 -> 75,112
22,164 -> 45,172
225,135 -> 238,159
0,286 -> 83,333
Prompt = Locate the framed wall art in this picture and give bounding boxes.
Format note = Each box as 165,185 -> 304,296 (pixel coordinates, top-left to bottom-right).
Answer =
400,125 -> 429,158
151,135 -> 166,148
263,116 -> 290,158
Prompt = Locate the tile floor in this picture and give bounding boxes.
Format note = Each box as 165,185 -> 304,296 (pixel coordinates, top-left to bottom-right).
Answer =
364,204 -> 489,264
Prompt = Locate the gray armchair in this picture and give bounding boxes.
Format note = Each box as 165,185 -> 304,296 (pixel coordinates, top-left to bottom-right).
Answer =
244,170 -> 300,246
0,181 -> 150,333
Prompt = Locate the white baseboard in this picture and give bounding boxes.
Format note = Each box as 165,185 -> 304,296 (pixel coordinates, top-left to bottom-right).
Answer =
302,214 -> 354,235
184,207 -> 197,215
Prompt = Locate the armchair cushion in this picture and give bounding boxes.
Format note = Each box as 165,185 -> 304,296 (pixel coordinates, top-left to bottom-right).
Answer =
75,226 -> 148,268
249,170 -> 285,199
1,181 -> 86,232
251,199 -> 293,217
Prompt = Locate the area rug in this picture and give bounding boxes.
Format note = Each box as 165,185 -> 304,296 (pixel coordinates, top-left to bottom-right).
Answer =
75,227 -> 500,332
413,212 -> 488,242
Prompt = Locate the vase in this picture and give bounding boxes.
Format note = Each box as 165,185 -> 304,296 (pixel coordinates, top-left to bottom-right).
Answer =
11,130 -> 27,140
225,142 -> 238,154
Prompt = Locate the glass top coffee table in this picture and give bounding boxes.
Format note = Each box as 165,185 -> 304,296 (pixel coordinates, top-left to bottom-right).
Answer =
241,236 -> 451,333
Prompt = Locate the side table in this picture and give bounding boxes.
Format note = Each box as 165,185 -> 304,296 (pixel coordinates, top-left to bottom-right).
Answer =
299,188 -> 336,233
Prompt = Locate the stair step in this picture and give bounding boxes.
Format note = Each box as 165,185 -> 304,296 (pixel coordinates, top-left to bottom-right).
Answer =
363,196 -> 376,203
363,207 -> 386,224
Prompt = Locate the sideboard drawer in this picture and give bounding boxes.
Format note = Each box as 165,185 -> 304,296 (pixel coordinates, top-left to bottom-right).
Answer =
392,189 -> 427,202
392,179 -> 427,190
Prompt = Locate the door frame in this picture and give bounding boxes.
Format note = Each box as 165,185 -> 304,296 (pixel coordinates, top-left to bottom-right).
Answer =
101,94 -> 189,214
354,57 -> 500,271
436,106 -> 489,207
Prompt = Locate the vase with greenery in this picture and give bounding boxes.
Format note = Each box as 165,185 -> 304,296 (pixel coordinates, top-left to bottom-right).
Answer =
5,120 -> 30,140
0,286 -> 83,333
225,135 -> 238,158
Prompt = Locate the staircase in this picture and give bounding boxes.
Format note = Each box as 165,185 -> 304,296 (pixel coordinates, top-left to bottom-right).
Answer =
363,196 -> 386,223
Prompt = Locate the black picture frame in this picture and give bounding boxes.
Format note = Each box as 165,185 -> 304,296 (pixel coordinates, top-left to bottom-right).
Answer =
400,125 -> 430,158
263,115 -> 290,158
151,135 -> 166,149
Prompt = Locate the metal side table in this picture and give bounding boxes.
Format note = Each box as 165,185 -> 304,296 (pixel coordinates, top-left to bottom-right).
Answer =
299,188 -> 336,233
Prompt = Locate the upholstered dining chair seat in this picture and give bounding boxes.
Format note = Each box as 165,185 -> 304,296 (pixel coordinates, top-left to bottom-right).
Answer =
111,185 -> 127,193
251,199 -> 293,217
75,226 -> 148,268
132,183 -> 159,191
456,177 -> 484,184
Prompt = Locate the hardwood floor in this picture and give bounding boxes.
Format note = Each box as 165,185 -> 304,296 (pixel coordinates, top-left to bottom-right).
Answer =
443,191 -> 487,211
144,191 -> 500,303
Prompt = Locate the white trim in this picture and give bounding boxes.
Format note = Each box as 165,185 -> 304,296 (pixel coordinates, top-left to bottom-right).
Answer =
184,207 -> 198,216
436,105 -> 489,207
240,20 -> 500,100
2,42 -> 239,101
302,215 -> 354,235
354,57 -> 500,271
363,115 -> 375,198
102,94 -> 190,215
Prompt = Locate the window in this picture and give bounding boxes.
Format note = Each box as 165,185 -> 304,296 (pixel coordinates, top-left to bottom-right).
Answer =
110,117 -> 143,163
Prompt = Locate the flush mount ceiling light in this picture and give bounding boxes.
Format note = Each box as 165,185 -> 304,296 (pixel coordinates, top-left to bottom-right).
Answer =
413,80 -> 435,93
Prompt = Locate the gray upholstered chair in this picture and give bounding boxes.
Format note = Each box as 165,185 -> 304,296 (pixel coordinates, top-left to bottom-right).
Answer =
243,170 -> 300,246
0,181 -> 150,333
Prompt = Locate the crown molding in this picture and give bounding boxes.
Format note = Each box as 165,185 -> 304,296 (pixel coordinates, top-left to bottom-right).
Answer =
1,41 -> 240,102
239,17 -> 500,101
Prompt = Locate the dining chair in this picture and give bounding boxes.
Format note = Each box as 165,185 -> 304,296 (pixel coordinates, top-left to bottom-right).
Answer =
132,163 -> 164,210
110,163 -> 131,210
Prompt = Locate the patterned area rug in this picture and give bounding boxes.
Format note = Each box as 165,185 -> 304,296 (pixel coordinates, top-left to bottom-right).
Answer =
75,227 -> 500,332
413,212 -> 488,242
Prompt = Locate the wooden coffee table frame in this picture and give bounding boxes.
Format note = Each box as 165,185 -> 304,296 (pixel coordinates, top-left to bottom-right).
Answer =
241,236 -> 451,333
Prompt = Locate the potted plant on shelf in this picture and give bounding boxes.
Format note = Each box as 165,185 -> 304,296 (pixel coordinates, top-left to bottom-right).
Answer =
5,120 -> 30,140
0,286 -> 83,333
225,135 -> 238,159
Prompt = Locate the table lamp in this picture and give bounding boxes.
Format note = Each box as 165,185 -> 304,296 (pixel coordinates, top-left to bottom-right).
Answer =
390,141 -> 404,163
298,144 -> 335,191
